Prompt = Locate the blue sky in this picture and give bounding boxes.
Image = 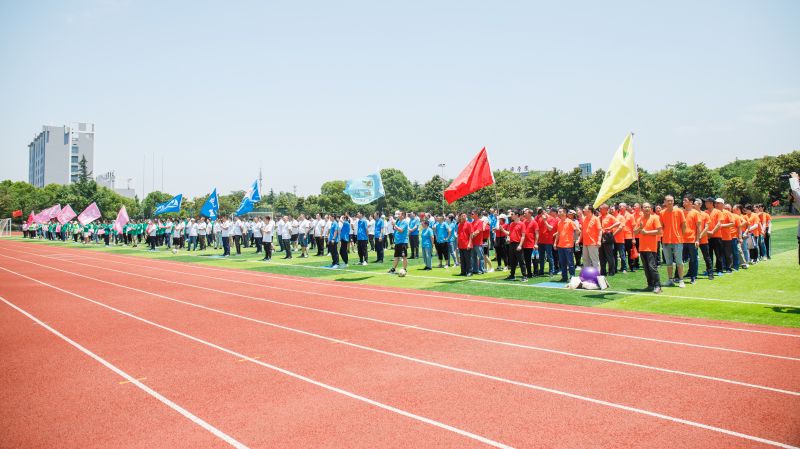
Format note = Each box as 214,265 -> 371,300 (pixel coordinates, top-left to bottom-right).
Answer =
1,0 -> 798,199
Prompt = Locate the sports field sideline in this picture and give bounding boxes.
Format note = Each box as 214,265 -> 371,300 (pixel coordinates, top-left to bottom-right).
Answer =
1,224 -> 799,448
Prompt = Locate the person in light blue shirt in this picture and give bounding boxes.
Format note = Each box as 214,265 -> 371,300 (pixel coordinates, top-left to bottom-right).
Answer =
434,215 -> 451,267
339,214 -> 351,267
408,212 -> 420,259
373,212 -> 385,263
448,215 -> 459,266
420,220 -> 434,270
488,208 -> 498,251
328,215 -> 340,267
390,211 -> 409,274
356,212 -> 370,265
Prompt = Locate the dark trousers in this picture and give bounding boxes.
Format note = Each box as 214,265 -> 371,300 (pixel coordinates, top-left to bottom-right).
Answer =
254,237 -> 262,253
710,237 -> 725,272
222,236 -> 230,255
699,243 -> 713,275
764,233 -> 771,258
357,239 -> 368,263
615,242 -> 627,271
684,244 -> 699,279
508,244 -> 523,277
600,238 -> 616,276
316,237 -> 325,255
722,239 -> 733,271
459,248 -> 472,275
233,235 -> 242,254
283,238 -> 292,258
199,235 -> 206,250
262,242 -> 272,259
375,238 -> 384,262
436,242 -> 450,265
641,251 -> 661,289
369,235 -> 375,251
149,236 -> 156,250
329,241 -> 339,266
409,234 -> 419,258
523,248 -> 534,277
537,244 -> 554,275
494,237 -> 507,268
339,241 -> 349,264
557,247 -> 575,280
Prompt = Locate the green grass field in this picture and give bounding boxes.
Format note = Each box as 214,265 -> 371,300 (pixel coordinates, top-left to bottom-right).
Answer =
9,218 -> 800,328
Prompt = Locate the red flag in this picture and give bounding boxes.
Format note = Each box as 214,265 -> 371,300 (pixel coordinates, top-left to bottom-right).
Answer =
771,200 -> 780,207
443,147 -> 495,204
12,210 -> 22,218
26,211 -> 35,226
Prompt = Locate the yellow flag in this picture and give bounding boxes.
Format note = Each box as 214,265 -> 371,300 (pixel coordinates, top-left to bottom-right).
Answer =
593,133 -> 637,208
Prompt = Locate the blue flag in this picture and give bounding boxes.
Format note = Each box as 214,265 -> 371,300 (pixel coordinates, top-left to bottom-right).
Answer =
200,188 -> 219,219
154,194 -> 182,216
235,180 -> 261,215
343,172 -> 385,205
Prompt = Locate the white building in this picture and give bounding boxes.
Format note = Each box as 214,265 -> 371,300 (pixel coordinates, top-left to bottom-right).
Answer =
28,123 -> 95,187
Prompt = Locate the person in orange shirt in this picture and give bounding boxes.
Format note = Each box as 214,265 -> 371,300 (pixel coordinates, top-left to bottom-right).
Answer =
581,205 -> 601,270
553,208 -> 580,282
613,205 -> 628,272
619,203 -> 636,272
599,204 -> 619,276
761,206 -> 773,259
682,196 -> 701,283
717,200 -> 735,273
694,199 -> 713,280
659,195 -> 687,287
631,203 -> 643,270
745,204 -> 762,262
706,197 -> 733,274
732,205 -> 749,269
635,202 -> 663,294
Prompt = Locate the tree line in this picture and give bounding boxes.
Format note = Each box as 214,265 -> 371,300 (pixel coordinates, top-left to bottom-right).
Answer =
2,151 -> 798,220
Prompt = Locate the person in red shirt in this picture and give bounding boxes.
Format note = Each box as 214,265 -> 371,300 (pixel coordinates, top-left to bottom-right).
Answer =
522,208 -> 539,278
456,213 -> 473,276
469,211 -> 486,275
553,208 -> 580,282
599,204 -> 619,276
504,210 -> 528,281
635,202 -> 663,293
494,214 -> 509,271
536,208 -> 558,276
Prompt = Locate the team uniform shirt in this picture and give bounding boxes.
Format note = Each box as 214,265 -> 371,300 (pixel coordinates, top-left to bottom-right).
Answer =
252,221 -> 263,238
435,222 -> 450,243
623,212 -> 635,240
299,219 -> 311,236
522,219 -> 539,249
339,220 -> 351,242
748,213 -> 761,236
638,215 -> 663,252
281,221 -> 292,240
394,219 -> 409,244
420,227 -> 434,248
374,218 -> 384,239
313,219 -> 325,237
555,219 -> 578,249
328,221 -> 339,241
198,222 -> 208,236
357,218 -> 369,241
659,208 -> 685,245
709,209 -> 725,239
290,220 -> 299,236
683,209 -> 699,244
457,222 -> 473,249
262,221 -> 275,242
508,221 -> 524,243
470,220 -> 485,247
601,214 -> 617,236
719,210 -> 734,241
367,219 -> 375,236
581,215 -> 601,246
408,217 -> 420,236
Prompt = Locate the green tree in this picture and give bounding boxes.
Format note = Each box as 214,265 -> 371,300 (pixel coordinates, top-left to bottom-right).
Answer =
723,177 -> 748,205
317,180 -> 350,214
683,163 -> 720,198
376,168 -> 413,212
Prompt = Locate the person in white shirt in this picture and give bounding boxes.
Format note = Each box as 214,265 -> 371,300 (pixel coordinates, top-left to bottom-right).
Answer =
232,217 -> 243,255
276,217 -> 286,253
298,214 -> 311,258
186,219 -> 198,251
368,217 -> 376,251
261,215 -> 275,260
165,220 -> 174,249
314,214 -> 326,256
147,220 -> 158,251
289,216 -> 300,251
386,216 -> 395,249
220,216 -> 231,256
212,219 -> 221,249
252,217 -> 263,254
197,217 -> 208,250
172,219 -> 184,252
281,215 -> 293,259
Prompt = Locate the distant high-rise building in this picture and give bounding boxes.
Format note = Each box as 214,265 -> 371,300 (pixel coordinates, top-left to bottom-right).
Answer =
28,123 -> 95,187
578,163 -> 592,178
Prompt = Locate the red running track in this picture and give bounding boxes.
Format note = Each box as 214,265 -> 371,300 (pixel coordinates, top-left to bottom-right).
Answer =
0,239 -> 798,448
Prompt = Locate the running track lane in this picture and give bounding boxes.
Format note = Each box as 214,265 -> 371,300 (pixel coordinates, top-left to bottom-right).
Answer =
11,245 -> 800,394
0,267 -> 508,448
3,254 -> 796,447
13,239 -> 797,357
0,296 -> 238,449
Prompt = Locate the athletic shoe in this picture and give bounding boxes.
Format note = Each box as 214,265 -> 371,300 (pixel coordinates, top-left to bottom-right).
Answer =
330,264 -> 339,269
362,261 -> 368,266
487,268 -> 495,273
388,268 -> 395,274
340,264 -> 347,268
665,280 -> 675,287
653,287 -> 662,294
504,276 -> 516,281
690,278 -> 696,284
678,280 -> 685,288
520,277 -> 528,282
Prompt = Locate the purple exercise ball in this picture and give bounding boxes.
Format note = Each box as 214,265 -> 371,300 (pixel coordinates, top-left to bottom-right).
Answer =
580,266 -> 600,283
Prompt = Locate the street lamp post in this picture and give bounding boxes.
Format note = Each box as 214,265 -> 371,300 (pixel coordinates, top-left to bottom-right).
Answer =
438,163 -> 446,214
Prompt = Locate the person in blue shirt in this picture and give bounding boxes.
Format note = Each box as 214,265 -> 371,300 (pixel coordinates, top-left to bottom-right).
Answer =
328,214 -> 340,268
488,208 -> 498,251
339,213 -> 351,267
373,212 -> 385,263
408,212 -> 420,259
434,215 -> 452,267
420,220 -> 434,270
356,212 -> 370,265
448,215 -> 459,266
389,211 -> 409,274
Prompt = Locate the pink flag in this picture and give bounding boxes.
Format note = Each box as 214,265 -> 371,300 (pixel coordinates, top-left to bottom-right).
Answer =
48,204 -> 61,220
113,205 -> 129,233
34,205 -> 58,223
57,205 -> 77,224
77,202 -> 102,225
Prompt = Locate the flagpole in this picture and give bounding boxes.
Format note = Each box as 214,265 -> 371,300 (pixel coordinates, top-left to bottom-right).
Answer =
631,132 -> 642,202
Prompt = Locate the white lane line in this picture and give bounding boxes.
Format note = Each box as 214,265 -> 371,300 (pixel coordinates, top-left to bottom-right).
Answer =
5,252 -> 798,396
0,268 -> 795,449
0,266 -> 512,449
0,295 -> 249,449
9,251 -> 795,363
30,242 -> 798,338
